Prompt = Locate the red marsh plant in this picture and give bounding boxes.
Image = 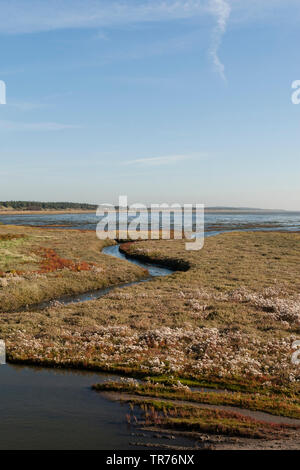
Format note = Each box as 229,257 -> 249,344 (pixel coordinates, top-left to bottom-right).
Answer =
0,234 -> 25,241
36,247 -> 94,273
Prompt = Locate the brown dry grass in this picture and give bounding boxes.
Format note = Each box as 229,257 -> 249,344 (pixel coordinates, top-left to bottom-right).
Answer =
0,225 -> 146,311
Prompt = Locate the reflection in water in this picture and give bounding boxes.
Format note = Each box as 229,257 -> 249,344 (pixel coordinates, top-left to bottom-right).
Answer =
0,364 -> 133,450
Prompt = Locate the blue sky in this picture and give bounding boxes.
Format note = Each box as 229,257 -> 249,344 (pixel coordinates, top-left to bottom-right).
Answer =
0,0 -> 300,209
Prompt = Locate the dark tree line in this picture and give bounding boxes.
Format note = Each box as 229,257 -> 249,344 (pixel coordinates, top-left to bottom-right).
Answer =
0,201 -> 97,210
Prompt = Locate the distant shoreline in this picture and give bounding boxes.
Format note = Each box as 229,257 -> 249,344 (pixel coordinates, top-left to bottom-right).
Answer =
0,208 -> 295,216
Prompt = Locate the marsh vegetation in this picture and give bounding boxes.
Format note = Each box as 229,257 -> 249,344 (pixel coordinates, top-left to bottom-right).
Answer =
0,226 -> 299,448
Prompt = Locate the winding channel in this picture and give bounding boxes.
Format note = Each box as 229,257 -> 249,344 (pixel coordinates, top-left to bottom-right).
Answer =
0,243 -> 177,450
33,243 -> 174,310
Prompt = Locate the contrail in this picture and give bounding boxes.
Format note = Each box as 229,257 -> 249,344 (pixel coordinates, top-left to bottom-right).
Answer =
208,0 -> 231,81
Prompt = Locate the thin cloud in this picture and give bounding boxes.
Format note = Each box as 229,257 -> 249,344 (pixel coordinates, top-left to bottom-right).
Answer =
0,0 -> 294,35
0,1 -> 208,34
7,101 -> 45,111
124,154 -> 196,167
94,31 -> 109,41
0,120 -> 80,131
208,0 -> 231,81
1,1 -> 294,81
0,1 -> 232,81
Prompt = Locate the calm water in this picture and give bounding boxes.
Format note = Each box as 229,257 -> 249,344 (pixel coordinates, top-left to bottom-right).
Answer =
1,210 -> 300,232
0,210 -> 299,449
0,365 -> 135,450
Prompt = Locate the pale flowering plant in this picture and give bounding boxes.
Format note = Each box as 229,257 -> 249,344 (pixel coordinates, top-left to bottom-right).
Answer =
291,340 -> 300,365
